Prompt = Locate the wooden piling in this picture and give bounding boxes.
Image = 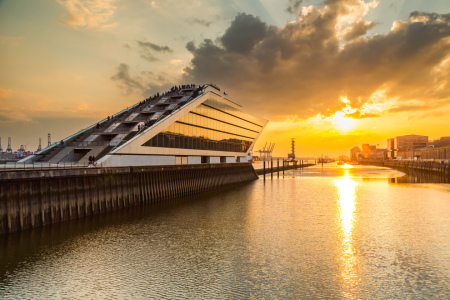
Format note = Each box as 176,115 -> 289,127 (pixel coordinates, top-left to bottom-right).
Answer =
271,158 -> 273,180
263,159 -> 266,182
277,159 -> 279,178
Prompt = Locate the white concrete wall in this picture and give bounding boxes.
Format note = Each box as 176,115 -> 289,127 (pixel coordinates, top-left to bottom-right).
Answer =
237,156 -> 248,163
187,156 -> 201,164
100,154 -> 175,166
207,157 -> 220,164
224,157 -> 236,163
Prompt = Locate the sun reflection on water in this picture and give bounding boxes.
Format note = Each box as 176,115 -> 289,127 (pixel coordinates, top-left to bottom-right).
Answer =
334,170 -> 359,292
340,163 -> 354,169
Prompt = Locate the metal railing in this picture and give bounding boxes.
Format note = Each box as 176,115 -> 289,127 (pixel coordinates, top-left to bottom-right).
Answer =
70,141 -> 108,147
0,161 -> 255,173
0,161 -> 104,172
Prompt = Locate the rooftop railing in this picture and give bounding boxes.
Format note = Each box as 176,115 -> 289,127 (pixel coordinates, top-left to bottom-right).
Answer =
70,141 -> 108,147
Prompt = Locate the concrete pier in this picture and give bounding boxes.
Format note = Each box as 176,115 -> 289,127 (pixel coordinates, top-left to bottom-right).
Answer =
0,163 -> 257,235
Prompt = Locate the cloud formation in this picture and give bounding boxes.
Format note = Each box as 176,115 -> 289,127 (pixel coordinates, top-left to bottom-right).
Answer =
111,64 -> 144,94
286,0 -> 303,14
137,41 -> 173,53
0,89 -> 13,98
0,107 -> 32,123
182,0 -> 450,120
110,63 -> 173,95
343,19 -> 375,41
221,13 -> 269,54
185,18 -> 213,27
56,0 -> 117,30
72,102 -> 89,112
136,40 -> 173,62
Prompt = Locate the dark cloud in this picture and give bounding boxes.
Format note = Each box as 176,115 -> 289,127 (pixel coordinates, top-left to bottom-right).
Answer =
111,64 -> 173,96
137,41 -> 173,53
182,4 -> 450,120
185,18 -> 212,27
136,40 -> 173,63
410,11 -> 450,23
140,53 -> 159,62
111,64 -> 144,94
221,13 -> 269,54
286,0 -> 303,14
186,41 -> 196,52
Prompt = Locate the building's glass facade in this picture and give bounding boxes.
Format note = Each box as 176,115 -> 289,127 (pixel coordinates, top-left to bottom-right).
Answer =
142,99 -> 264,153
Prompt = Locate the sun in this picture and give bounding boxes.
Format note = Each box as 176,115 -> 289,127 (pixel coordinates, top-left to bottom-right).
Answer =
330,111 -> 356,132
336,116 -> 355,131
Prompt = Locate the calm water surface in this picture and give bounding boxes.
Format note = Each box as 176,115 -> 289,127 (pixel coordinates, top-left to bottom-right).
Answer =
1,164 -> 449,299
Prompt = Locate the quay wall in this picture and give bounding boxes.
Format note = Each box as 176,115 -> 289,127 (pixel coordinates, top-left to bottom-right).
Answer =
360,160 -> 450,177
0,163 -> 257,235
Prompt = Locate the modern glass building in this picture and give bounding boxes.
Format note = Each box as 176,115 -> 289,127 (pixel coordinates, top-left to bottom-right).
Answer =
101,85 -> 267,166
21,84 -> 268,166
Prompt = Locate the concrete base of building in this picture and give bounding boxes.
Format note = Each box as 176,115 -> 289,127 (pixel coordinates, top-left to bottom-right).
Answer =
222,157 -> 236,163
187,156 -> 201,164
207,157 -> 220,164
98,154 -> 250,166
100,154 -> 176,166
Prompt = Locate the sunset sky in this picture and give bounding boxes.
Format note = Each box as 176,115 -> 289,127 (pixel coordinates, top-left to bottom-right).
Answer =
1,0 -> 449,157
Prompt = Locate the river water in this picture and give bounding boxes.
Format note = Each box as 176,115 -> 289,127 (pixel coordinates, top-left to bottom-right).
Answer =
1,164 -> 449,299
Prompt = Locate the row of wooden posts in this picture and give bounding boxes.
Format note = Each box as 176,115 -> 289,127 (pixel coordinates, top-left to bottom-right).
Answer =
260,159 -> 310,180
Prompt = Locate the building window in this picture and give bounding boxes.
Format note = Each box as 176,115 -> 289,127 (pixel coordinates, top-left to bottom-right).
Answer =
141,99 -> 261,153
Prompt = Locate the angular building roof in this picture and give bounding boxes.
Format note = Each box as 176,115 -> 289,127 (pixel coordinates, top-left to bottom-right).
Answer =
20,84 -> 268,166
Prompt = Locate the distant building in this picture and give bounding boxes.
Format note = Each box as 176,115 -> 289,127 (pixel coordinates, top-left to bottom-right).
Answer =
429,136 -> 450,148
367,148 -> 387,160
387,138 -> 395,159
361,144 -> 377,158
0,152 -> 17,161
387,135 -> 428,159
350,146 -> 362,161
419,146 -> 450,162
338,155 -> 350,162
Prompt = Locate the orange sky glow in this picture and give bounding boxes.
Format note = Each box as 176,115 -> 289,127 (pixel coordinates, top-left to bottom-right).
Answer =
1,0 -> 449,157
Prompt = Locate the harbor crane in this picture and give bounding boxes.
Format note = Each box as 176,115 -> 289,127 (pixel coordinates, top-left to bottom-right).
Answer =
6,137 -> 12,153
257,142 -> 275,160
37,138 -> 42,152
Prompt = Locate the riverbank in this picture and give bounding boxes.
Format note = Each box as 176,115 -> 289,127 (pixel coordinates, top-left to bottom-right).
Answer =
359,160 -> 450,177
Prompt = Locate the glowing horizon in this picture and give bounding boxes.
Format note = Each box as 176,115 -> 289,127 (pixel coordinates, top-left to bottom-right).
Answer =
1,0 -> 449,156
